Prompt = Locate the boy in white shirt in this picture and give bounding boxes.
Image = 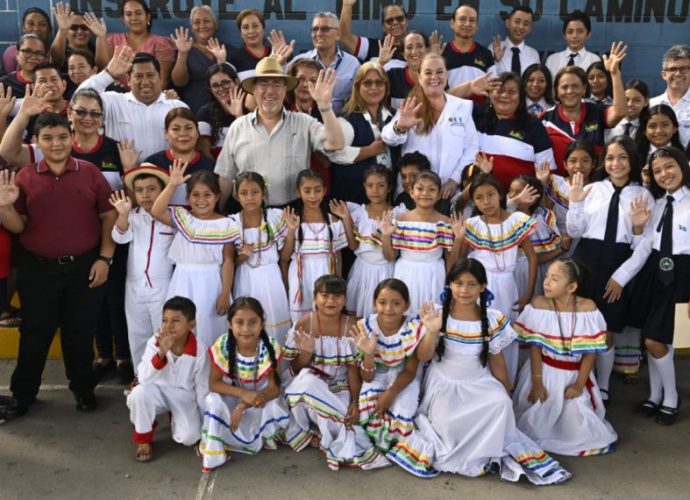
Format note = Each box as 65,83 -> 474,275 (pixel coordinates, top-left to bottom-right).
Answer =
111,165 -> 176,378
545,10 -> 600,81
127,296 -> 209,462
491,6 -> 540,76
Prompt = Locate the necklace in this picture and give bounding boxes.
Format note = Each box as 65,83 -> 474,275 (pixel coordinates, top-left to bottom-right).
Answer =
482,214 -> 507,272
315,313 -> 344,378
236,340 -> 261,389
240,211 -> 262,268
552,297 -> 577,355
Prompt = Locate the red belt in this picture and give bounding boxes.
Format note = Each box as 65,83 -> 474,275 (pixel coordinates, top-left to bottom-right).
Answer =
542,355 -> 597,410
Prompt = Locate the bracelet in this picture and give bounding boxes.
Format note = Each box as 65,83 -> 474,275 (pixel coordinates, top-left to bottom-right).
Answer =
531,373 -> 542,378
359,360 -> 376,373
318,106 -> 332,113
393,121 -> 406,135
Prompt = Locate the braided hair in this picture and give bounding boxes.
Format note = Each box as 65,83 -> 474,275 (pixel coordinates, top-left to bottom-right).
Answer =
225,297 -> 281,386
235,172 -> 274,243
436,258 -> 491,367
295,169 -> 335,268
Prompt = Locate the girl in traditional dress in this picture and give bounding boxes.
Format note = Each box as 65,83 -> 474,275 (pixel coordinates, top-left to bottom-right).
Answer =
151,160 -> 237,347
229,172 -> 290,344
513,259 -> 617,455
282,275 -> 389,470
387,259 -> 570,485
281,170 -> 348,322
199,297 -> 289,470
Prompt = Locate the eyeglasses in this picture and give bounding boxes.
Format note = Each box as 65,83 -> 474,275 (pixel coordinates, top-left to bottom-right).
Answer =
254,80 -> 286,90
69,25 -> 90,32
361,79 -> 386,88
663,65 -> 690,75
19,48 -> 46,59
384,15 -> 406,25
311,26 -> 336,34
210,79 -> 234,91
493,88 -> 519,97
71,108 -> 103,119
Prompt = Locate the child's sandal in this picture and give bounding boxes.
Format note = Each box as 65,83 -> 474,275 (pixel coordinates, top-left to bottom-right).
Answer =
136,443 -> 153,462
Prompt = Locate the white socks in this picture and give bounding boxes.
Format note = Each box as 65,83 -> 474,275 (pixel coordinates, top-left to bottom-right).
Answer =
646,351 -> 663,405
653,346 -> 678,408
596,346 -> 615,397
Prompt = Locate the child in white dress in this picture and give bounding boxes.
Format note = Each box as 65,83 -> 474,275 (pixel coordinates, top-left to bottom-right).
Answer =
388,259 -> 570,484
199,297 -> 290,470
513,259 -> 617,455
229,173 -> 290,344
151,160 -> 238,347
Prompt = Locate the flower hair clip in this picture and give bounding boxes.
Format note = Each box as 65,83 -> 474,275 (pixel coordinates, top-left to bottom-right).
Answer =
439,285 -> 451,303
483,288 -> 495,306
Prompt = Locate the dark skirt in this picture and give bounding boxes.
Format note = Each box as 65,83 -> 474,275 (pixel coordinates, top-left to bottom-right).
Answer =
628,250 -> 690,344
574,238 -> 632,332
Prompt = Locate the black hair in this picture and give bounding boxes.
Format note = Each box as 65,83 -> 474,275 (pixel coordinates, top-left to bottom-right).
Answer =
234,171 -> 274,244
70,88 -> 104,114
295,169 -> 336,276
33,112 -> 71,136
206,63 -> 240,147
120,0 -> 153,32
398,151 -> 431,172
624,79 -> 650,124
594,135 -> 643,184
437,258 -> 491,367
552,258 -> 587,294
22,7 -> 51,38
129,52 -> 160,74
313,274 -> 347,297
373,278 -> 410,304
564,138 -> 597,167
521,64 -> 555,106
403,30 -> 430,49
224,297 -> 280,386
562,10 -> 591,34
32,61 -> 62,77
635,104 -> 685,163
512,175 -> 543,214
363,164 -> 394,204
412,170 -> 442,191
648,146 -> 690,199
382,4 -> 407,23
67,49 -> 97,69
163,296 -> 196,321
132,172 -> 166,190
585,61 -> 612,101
453,3 -> 478,18
469,173 -> 508,213
16,33 -> 47,52
508,5 -> 534,18
484,72 -> 529,133
187,170 -> 221,198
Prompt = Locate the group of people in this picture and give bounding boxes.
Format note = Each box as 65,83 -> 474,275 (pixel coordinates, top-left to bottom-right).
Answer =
0,0 -> 688,484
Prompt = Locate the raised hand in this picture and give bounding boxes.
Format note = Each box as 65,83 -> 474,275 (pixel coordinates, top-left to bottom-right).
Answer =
308,68 -> 336,109
171,27 -> 193,54
168,158 -> 191,187
328,199 -> 350,221
469,73 -> 499,98
378,210 -> 396,236
156,328 -> 174,357
449,211 -> 465,239
396,96 -> 423,131
109,190 -> 132,215
20,84 -> 49,116
52,2 -> 73,32
535,160 -> 551,184
473,152 -> 494,174
207,38 -> 227,63
83,12 -> 107,37
603,41 -> 627,75
419,302 -> 442,335
511,184 -> 539,207
348,323 -> 377,356
293,327 -> 316,353
630,194 -> 651,228
106,45 -> 135,78
377,34 -> 396,67
492,35 -> 506,62
0,170 -> 19,207
227,86 -> 246,117
429,30 -> 445,56
283,206 -> 300,231
269,30 -> 295,65
568,172 -> 589,203
0,84 -> 15,118
117,138 -> 141,173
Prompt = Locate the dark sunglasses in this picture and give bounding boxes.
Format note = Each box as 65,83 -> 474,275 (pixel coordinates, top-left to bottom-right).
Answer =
384,15 -> 406,25
71,108 -> 103,119
69,24 -> 90,32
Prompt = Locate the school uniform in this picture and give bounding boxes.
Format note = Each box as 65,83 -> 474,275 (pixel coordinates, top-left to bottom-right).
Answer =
545,48 -> 600,82
605,117 -> 640,143
442,41 -> 494,88
352,35 -> 406,69
143,150 -> 216,206
387,65 -> 415,111
112,207 -> 176,375
227,44 -> 271,82
491,38 -> 540,76
127,333 -> 209,446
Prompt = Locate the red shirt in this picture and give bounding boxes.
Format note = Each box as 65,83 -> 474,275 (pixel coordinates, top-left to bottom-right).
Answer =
14,157 -> 113,257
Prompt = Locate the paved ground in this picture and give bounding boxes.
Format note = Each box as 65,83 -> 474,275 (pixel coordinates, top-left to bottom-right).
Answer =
0,358 -> 689,500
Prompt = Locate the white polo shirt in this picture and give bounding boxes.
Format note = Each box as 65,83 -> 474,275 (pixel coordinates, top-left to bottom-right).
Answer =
650,86 -> 690,148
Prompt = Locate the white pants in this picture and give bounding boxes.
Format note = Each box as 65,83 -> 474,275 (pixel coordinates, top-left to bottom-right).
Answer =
127,383 -> 201,446
125,282 -> 168,375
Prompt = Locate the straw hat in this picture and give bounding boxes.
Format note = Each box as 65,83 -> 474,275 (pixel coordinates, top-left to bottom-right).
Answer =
123,163 -> 170,192
241,56 -> 299,94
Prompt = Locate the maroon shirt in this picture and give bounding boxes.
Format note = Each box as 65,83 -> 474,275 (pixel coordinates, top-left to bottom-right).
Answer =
14,157 -> 113,257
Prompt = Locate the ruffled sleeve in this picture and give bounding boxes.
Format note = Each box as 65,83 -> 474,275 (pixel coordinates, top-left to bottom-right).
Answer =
266,208 -> 287,251
486,310 -> 517,354
531,207 -> 561,253
208,333 -> 231,376
282,326 -> 300,361
463,212 -> 536,251
330,218 -> 349,251
168,206 -> 239,244
545,174 -> 569,211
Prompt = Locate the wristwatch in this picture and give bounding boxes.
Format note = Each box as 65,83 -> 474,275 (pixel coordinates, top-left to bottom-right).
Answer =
97,255 -> 113,265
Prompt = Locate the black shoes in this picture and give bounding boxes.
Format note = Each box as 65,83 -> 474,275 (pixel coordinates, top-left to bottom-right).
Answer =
117,362 -> 135,386
75,393 -> 98,412
635,399 -> 659,417
655,395 -> 681,426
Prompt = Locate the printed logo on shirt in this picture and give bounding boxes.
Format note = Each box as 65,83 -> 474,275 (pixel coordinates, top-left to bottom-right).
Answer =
474,58 -> 486,68
585,122 -> 599,133
101,161 -> 119,172
509,130 -> 524,141
679,225 -> 687,232
448,116 -> 464,126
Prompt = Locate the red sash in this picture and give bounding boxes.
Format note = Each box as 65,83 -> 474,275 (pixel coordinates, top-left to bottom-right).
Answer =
542,355 -> 597,410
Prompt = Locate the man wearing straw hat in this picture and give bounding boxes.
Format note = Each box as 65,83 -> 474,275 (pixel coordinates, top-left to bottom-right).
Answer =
214,56 -> 344,208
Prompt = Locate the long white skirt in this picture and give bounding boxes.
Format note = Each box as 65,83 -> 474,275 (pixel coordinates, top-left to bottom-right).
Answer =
387,353 -> 571,484
288,255 -> 331,323
233,261 -> 290,345
199,392 -> 291,471
347,258 -> 395,317
394,258 -> 445,315
284,369 -> 390,470
167,263 -> 228,347
513,359 -> 617,456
